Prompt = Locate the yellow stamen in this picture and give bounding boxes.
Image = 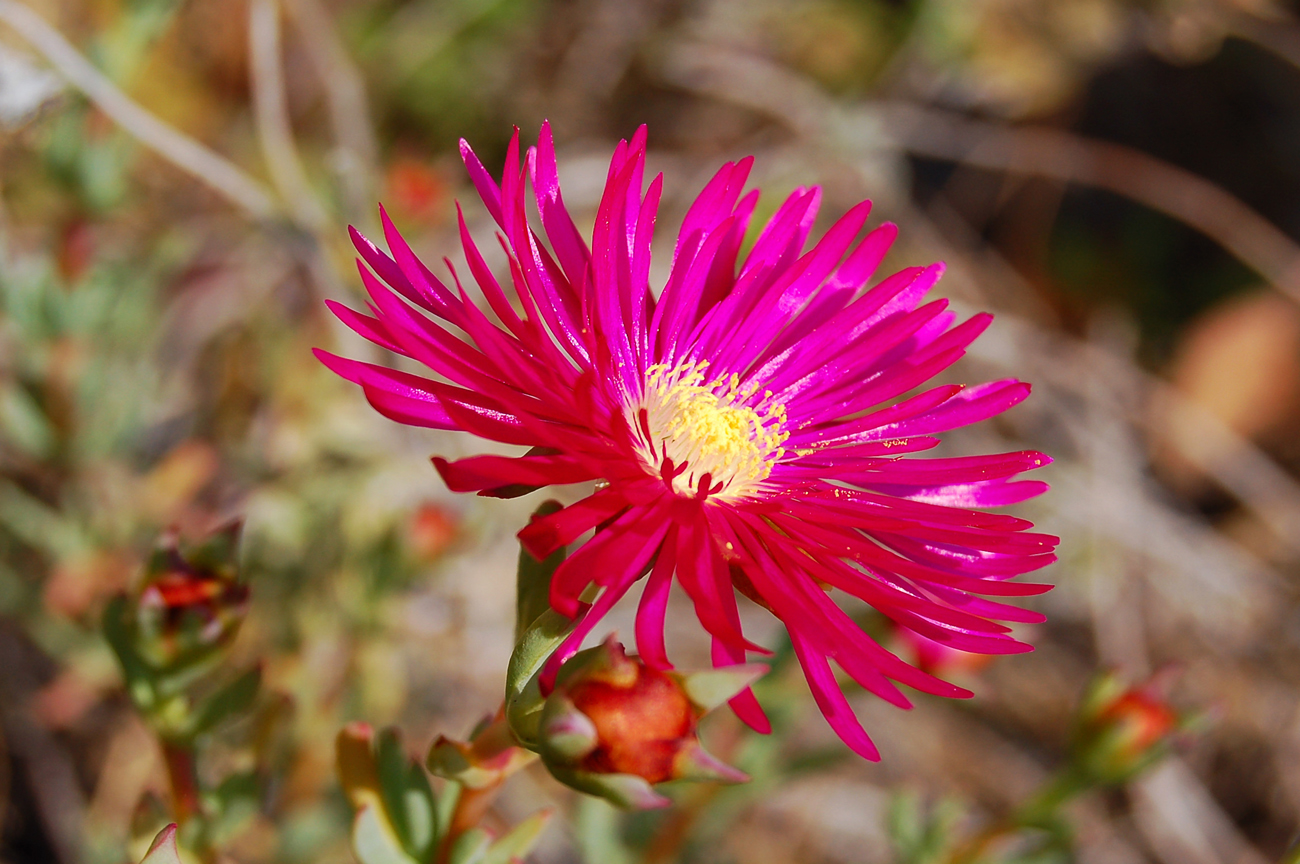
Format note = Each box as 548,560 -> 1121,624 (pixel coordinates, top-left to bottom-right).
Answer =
631,361 -> 788,500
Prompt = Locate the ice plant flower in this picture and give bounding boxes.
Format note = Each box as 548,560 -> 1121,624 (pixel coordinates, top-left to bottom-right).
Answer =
318,123 -> 1058,760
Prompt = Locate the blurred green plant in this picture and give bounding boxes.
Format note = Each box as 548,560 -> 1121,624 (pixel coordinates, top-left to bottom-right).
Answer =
339,722 -> 550,864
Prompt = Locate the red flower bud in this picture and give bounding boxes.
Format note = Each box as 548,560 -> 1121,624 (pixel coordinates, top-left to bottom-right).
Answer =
566,653 -> 694,783
534,639 -> 764,808
131,524 -> 248,670
1073,668 -> 1190,784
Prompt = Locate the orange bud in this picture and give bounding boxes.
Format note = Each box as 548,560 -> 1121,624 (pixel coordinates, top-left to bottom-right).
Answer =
386,159 -> 446,221
1074,668 -> 1190,784
567,657 -> 694,783
407,503 -> 458,560
534,639 -> 759,807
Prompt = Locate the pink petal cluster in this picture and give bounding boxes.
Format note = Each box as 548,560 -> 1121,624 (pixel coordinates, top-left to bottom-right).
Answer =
318,123 -> 1058,760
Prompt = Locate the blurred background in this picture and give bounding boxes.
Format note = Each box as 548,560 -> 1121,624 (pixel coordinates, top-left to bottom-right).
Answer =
2,0 -> 1300,862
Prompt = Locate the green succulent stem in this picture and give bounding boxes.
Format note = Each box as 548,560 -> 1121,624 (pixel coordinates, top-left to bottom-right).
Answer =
434,710 -> 516,864
1011,765 -> 1088,829
942,766 -> 1088,864
159,738 -> 218,864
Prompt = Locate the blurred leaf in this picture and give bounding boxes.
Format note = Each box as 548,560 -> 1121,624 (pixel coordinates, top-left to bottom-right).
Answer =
435,778 -> 461,845
0,480 -> 87,558
103,594 -> 156,710
352,804 -> 420,864
0,383 -> 55,459
338,723 -> 381,809
574,798 -> 633,864
447,827 -> 491,864
403,764 -> 437,861
208,771 -> 259,845
376,728 -> 437,861
480,809 -> 551,864
189,665 -> 261,737
887,790 -> 963,864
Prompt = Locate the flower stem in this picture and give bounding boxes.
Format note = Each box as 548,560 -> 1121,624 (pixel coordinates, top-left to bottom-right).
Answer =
160,739 -> 202,827
944,767 -> 1088,864
435,708 -> 516,864
1011,765 -> 1088,828
436,782 -> 503,864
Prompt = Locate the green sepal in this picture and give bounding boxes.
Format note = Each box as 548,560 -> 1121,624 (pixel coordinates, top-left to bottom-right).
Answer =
480,483 -> 544,500
103,594 -> 156,711
447,828 -> 492,864
479,809 -> 553,864
505,609 -> 573,750
188,665 -> 261,738
541,762 -> 670,810
674,664 -> 768,713
505,503 -> 574,749
537,695 -> 598,762
352,804 -> 420,864
514,500 -> 564,639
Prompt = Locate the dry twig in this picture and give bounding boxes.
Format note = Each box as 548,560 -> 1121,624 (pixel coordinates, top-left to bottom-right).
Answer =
0,0 -> 276,219
249,0 -> 329,231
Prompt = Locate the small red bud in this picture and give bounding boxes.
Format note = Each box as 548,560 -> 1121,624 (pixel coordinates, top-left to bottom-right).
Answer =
408,503 -> 458,560
567,658 -> 695,783
1074,668 -> 1189,784
131,525 -> 248,669
537,640 -> 752,802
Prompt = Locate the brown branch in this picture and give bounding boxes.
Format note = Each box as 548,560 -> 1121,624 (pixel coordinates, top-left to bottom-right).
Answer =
282,0 -> 379,223
657,43 -> 1300,308
160,740 -> 202,828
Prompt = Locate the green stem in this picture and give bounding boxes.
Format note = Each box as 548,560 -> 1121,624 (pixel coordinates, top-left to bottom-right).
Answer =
944,766 -> 1089,864
1011,765 -> 1089,829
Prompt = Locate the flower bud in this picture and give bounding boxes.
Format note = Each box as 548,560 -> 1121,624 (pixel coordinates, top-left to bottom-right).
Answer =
426,711 -> 536,790
536,638 -> 764,809
132,524 -> 248,671
1073,668 -> 1189,784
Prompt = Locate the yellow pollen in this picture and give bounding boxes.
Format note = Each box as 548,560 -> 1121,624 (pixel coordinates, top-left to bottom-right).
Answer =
632,361 -> 788,500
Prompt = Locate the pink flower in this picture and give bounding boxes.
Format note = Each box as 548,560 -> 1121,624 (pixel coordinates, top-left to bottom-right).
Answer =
317,123 -> 1057,760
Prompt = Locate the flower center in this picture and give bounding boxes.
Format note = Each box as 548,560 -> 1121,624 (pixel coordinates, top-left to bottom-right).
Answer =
632,361 -> 788,500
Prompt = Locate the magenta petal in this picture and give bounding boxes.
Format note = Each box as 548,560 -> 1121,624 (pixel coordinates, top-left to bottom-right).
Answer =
432,453 -> 600,493
789,629 -> 881,761
459,137 -> 505,227
518,487 -> 632,559
635,525 -> 677,670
